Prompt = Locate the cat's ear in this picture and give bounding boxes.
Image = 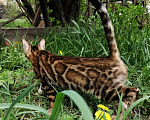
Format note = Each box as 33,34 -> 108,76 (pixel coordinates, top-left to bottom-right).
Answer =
22,38 -> 30,54
38,39 -> 45,50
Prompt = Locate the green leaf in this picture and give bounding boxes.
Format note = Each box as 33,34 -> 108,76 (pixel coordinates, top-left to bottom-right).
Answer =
50,90 -> 94,120
4,84 -> 36,120
0,103 -> 49,116
49,92 -> 65,120
116,93 -> 123,120
71,20 -> 80,32
62,90 -> 94,120
116,90 -> 125,120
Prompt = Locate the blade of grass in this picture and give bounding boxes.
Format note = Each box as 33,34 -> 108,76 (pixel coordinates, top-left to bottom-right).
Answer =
0,90 -> 10,95
116,93 -> 123,120
115,89 -> 125,120
0,96 -> 4,120
0,103 -> 49,116
49,92 -> 65,120
4,83 -> 36,120
71,20 -> 80,33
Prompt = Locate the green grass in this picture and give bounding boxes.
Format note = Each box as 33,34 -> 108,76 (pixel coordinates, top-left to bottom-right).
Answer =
0,18 -> 31,28
0,4 -> 150,120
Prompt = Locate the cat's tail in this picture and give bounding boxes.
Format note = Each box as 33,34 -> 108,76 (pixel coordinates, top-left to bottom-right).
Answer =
89,0 -> 120,59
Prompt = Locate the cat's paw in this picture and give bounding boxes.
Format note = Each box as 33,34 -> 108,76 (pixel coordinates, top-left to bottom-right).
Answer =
111,115 -> 116,120
47,108 -> 52,115
38,85 -> 44,94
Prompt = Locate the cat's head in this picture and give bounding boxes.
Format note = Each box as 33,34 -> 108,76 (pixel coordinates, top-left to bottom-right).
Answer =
22,38 -> 45,61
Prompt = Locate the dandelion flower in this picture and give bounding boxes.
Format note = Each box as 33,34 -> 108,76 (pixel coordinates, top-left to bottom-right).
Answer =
59,51 -> 62,55
97,104 -> 109,111
95,110 -> 112,120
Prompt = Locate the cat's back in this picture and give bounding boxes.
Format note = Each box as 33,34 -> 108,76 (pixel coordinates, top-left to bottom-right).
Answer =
37,50 -> 127,91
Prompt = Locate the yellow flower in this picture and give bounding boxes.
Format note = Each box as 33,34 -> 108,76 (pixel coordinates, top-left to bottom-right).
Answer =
97,104 -> 109,111
95,110 -> 112,120
118,36 -> 121,40
131,36 -> 133,38
59,51 -> 62,55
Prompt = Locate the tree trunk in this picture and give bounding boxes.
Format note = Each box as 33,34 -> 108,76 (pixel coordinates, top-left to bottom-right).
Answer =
106,0 -> 110,9
88,1 -> 92,17
32,6 -> 41,27
15,0 -> 81,27
15,0 -> 32,24
21,0 -> 35,20
0,25 -> 2,46
39,0 -> 49,27
55,0 -> 66,26
122,0 -> 126,6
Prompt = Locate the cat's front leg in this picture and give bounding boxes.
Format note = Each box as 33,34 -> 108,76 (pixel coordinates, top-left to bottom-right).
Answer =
38,84 -> 44,94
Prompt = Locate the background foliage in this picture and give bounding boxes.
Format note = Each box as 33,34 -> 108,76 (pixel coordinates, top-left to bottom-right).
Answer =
0,2 -> 150,120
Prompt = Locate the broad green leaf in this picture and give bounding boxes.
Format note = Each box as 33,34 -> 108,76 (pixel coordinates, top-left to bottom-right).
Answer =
50,90 -> 94,120
0,103 -> 49,116
49,92 -> 65,120
62,90 -> 94,120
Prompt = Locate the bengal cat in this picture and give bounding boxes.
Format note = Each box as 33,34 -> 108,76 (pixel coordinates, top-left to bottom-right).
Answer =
22,1 -> 138,119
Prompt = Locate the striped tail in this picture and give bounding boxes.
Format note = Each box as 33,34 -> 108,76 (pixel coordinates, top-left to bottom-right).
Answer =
89,0 -> 120,59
